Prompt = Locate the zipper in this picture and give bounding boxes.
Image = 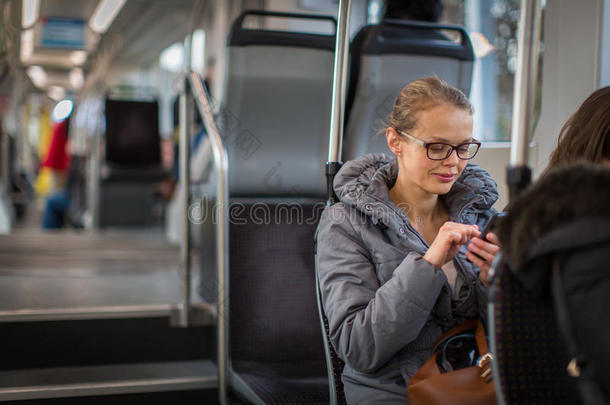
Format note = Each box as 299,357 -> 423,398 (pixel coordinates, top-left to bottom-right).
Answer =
368,194 -> 430,249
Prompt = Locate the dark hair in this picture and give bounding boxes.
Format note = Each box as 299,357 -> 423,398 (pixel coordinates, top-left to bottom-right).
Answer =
548,86 -> 610,168
390,76 -> 473,133
384,0 -> 443,22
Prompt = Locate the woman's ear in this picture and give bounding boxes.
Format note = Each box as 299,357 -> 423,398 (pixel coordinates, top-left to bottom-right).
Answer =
386,127 -> 402,156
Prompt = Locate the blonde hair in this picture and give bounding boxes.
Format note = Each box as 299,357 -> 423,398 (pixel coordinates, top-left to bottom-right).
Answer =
390,76 -> 473,133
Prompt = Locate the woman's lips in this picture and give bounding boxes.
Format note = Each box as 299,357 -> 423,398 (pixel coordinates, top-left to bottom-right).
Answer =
433,173 -> 456,183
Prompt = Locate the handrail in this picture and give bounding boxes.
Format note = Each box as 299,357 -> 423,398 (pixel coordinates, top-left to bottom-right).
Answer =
326,0 -> 352,204
178,81 -> 192,328
188,72 -> 230,405
507,0 -> 542,201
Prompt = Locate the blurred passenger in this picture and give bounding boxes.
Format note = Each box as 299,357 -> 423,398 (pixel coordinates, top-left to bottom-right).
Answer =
496,162 -> 610,404
547,86 -> 610,168
41,116 -> 72,229
316,77 -> 499,403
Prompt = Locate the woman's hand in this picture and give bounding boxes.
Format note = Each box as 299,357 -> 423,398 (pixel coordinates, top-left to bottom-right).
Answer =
423,222 -> 480,268
466,232 -> 501,286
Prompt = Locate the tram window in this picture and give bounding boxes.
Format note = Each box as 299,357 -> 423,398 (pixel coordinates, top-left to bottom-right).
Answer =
440,0 -> 543,142
104,99 -> 161,167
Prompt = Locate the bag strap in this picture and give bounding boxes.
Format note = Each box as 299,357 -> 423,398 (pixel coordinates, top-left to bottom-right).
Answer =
431,318 -> 479,352
475,318 -> 490,355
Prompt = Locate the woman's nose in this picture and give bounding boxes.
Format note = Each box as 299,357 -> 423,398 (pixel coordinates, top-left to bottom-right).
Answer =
443,149 -> 460,165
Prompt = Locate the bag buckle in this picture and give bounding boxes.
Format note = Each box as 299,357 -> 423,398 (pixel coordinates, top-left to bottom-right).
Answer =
477,353 -> 493,379
476,352 -> 493,368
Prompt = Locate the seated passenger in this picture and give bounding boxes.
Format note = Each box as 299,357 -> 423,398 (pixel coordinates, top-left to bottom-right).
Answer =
316,77 -> 500,403
547,86 -> 610,168
495,162 -> 610,404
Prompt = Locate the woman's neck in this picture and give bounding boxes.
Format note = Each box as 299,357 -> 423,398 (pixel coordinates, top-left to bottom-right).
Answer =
389,178 -> 439,225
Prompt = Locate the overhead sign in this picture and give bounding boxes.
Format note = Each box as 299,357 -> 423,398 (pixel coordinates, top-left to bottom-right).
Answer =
39,17 -> 85,49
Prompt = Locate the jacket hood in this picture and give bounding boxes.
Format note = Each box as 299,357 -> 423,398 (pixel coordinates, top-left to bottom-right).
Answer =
497,163 -> 610,284
333,153 -> 498,230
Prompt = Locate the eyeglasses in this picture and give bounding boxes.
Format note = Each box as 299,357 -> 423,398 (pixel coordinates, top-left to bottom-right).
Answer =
396,129 -> 481,161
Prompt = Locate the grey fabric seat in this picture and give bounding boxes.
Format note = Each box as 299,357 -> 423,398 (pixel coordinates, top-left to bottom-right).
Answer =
343,20 -> 474,161
216,10 -> 335,404
219,10 -> 336,198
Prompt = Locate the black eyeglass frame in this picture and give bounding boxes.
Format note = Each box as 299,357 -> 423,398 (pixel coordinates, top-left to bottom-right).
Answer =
396,129 -> 482,161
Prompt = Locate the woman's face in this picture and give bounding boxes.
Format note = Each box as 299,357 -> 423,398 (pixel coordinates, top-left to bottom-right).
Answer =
387,103 -> 474,196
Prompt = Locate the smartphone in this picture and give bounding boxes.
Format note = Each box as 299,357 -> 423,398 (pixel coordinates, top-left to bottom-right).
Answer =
480,212 -> 507,241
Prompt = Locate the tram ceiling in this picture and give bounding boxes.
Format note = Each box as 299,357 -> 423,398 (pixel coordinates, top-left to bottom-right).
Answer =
10,0 -> 201,95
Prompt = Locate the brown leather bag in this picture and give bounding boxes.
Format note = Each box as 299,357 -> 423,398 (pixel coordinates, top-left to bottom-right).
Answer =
407,319 -> 497,405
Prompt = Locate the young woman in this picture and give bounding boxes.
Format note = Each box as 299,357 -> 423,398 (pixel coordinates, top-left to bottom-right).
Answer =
316,77 -> 501,403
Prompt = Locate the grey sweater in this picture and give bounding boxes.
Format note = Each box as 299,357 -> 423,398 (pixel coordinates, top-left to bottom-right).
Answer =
315,153 -> 498,403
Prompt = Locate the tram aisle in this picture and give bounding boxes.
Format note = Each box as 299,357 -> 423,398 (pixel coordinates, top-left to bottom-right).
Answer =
0,229 -> 219,403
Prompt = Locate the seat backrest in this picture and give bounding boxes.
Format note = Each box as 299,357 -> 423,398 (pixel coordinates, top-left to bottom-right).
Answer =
229,199 -> 327,368
104,98 -> 161,167
219,10 -> 335,198
490,261 -> 580,405
343,20 -> 474,161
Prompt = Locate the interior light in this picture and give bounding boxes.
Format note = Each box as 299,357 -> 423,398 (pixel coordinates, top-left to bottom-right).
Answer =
21,0 -> 40,28
70,68 -> 85,90
20,29 -> 34,61
48,86 -> 66,102
159,42 -> 184,73
191,29 -> 205,73
70,51 -> 88,66
52,99 -> 74,121
26,65 -> 47,88
89,0 -> 127,34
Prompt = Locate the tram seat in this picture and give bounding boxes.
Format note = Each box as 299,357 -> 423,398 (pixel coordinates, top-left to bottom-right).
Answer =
100,97 -> 168,227
216,10 -> 336,404
490,164 -> 610,405
342,20 -> 474,161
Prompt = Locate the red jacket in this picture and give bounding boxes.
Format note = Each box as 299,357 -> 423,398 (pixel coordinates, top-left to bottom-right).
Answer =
42,119 -> 70,172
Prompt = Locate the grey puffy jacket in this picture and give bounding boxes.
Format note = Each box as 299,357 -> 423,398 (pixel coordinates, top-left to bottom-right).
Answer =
315,154 -> 498,403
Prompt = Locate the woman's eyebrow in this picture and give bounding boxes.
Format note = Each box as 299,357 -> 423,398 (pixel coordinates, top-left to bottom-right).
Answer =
426,136 -> 474,144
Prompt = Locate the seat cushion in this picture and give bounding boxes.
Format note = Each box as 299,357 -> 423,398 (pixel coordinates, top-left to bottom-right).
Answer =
233,360 -> 329,404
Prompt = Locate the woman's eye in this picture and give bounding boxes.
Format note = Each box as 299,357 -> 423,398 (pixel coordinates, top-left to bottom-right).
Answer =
430,145 -> 446,152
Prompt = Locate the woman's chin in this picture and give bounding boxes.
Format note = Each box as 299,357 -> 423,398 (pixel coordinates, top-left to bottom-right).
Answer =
427,181 -> 455,195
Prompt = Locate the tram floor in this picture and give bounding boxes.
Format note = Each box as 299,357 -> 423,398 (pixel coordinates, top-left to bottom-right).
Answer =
0,228 -> 219,402
0,228 -> 212,321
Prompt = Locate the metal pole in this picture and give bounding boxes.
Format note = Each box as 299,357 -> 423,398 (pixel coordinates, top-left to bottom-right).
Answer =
179,34 -> 193,328
1,126 -> 9,196
507,0 -> 542,201
188,72 -> 229,405
326,0 -> 352,204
